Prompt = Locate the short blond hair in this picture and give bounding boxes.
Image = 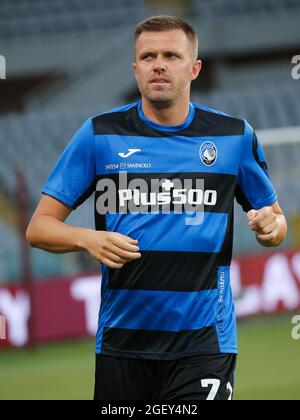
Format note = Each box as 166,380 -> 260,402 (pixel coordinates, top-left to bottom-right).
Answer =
135,15 -> 199,59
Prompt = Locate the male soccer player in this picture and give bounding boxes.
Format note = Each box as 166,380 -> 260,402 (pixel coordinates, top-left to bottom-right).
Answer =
26,16 -> 287,400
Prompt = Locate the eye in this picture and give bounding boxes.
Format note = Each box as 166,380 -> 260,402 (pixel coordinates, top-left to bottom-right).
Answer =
166,53 -> 177,59
142,54 -> 153,61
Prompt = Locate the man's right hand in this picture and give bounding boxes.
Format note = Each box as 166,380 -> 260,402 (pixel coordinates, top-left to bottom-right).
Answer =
26,195 -> 141,269
77,230 -> 141,269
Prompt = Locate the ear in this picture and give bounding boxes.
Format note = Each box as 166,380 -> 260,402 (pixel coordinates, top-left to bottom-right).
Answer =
192,60 -> 202,81
132,63 -> 138,80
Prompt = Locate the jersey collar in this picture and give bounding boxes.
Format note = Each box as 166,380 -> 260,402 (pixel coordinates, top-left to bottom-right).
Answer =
137,100 -> 195,133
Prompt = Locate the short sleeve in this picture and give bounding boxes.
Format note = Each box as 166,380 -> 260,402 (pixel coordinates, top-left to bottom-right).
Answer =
235,120 -> 278,212
42,118 -> 96,209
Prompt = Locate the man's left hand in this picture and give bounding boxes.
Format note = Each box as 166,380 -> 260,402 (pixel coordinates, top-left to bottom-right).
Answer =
247,206 -> 280,245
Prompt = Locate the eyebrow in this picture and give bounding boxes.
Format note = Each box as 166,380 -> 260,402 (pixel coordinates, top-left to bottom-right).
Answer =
139,50 -> 183,58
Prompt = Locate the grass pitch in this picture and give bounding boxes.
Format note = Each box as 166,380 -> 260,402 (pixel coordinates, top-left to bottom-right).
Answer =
0,314 -> 299,400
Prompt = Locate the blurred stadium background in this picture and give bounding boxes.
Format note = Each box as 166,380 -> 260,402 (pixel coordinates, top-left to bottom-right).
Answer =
0,0 -> 300,400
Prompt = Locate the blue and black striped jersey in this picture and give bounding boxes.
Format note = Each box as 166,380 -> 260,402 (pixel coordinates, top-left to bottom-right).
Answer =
42,101 -> 278,360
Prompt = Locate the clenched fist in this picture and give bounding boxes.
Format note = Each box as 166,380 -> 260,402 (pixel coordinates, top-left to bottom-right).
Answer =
247,206 -> 280,244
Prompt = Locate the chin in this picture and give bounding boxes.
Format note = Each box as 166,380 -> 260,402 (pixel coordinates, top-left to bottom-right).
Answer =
147,94 -> 174,109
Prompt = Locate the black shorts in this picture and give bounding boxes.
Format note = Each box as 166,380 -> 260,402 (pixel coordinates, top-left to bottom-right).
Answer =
94,353 -> 237,401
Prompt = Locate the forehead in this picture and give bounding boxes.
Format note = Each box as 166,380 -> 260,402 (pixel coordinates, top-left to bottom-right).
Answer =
135,29 -> 190,54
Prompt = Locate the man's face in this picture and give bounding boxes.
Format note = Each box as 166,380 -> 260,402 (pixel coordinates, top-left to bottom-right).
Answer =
133,29 -> 201,107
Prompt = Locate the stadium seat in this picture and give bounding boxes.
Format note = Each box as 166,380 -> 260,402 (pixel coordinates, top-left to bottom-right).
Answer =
0,0 -> 146,39
190,0 -> 300,19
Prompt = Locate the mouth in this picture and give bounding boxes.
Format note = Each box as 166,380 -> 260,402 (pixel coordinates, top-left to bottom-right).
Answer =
150,78 -> 170,85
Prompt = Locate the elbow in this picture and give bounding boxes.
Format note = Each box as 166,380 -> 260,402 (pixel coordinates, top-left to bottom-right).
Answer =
26,222 -> 38,248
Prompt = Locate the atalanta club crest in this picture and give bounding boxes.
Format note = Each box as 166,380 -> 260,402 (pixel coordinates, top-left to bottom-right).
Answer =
200,141 -> 217,166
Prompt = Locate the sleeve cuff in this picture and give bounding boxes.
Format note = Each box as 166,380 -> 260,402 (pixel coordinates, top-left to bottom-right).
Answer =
41,187 -> 76,209
249,192 -> 278,210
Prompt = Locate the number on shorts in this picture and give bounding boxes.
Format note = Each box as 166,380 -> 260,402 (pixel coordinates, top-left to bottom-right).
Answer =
201,379 -> 221,400
201,379 -> 233,400
227,382 -> 233,400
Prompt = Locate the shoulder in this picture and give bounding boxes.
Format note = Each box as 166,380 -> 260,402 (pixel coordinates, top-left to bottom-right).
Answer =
193,102 -> 246,135
91,102 -> 138,135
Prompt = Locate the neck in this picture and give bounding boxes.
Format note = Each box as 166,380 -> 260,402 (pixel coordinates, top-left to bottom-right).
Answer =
141,97 -> 191,127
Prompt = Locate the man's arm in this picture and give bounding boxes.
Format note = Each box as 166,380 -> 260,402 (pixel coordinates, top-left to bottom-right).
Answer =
247,201 -> 287,247
26,195 -> 141,269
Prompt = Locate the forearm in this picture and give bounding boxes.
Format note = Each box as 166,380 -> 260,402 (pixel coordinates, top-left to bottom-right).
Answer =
26,215 -> 90,254
256,214 -> 288,248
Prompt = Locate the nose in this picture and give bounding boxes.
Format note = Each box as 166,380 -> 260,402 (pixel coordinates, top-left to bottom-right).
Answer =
153,57 -> 166,73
